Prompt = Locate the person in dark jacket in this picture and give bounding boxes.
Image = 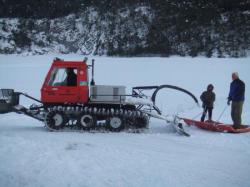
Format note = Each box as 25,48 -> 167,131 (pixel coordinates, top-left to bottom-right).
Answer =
200,84 -> 216,122
65,68 -> 77,86
227,72 -> 245,129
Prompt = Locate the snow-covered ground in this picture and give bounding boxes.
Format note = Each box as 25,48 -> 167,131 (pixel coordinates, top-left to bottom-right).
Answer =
0,54 -> 250,187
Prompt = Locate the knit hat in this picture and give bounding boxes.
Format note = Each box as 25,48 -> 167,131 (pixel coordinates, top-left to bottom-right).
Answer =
207,84 -> 214,91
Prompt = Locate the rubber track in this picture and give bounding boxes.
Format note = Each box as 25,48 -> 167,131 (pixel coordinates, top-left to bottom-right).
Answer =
45,106 -> 149,131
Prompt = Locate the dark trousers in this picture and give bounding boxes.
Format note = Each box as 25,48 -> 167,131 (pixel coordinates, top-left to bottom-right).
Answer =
231,101 -> 243,128
201,107 -> 213,122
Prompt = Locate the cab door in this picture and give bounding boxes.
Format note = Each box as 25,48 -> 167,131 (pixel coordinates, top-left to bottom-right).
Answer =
42,66 -> 79,104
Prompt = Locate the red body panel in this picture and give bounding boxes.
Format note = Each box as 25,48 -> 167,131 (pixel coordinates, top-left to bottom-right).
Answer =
182,118 -> 250,133
41,60 -> 89,104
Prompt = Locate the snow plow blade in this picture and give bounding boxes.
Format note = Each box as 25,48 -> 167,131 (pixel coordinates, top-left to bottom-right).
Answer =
0,89 -> 19,114
143,111 -> 190,137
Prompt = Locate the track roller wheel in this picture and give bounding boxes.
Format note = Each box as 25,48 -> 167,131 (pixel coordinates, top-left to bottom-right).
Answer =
77,113 -> 96,130
107,116 -> 125,132
135,115 -> 149,128
45,110 -> 67,130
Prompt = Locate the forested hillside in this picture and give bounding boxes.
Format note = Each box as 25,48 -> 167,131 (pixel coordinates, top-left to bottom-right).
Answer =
0,0 -> 249,57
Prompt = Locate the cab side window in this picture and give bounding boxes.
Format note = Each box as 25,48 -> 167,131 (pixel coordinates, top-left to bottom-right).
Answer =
48,68 -> 77,86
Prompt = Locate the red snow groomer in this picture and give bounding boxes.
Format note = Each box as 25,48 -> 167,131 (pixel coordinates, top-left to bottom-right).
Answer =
0,58 -> 201,136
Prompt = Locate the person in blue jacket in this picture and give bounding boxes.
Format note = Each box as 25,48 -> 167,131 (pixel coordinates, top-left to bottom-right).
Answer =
227,72 -> 245,129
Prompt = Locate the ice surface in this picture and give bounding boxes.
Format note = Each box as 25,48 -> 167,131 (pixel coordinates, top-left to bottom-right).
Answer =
0,55 -> 250,187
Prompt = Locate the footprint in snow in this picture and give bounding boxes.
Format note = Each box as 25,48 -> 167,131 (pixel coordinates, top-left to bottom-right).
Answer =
65,143 -> 78,151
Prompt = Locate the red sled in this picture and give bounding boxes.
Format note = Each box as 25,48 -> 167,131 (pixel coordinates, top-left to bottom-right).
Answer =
182,118 -> 250,133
